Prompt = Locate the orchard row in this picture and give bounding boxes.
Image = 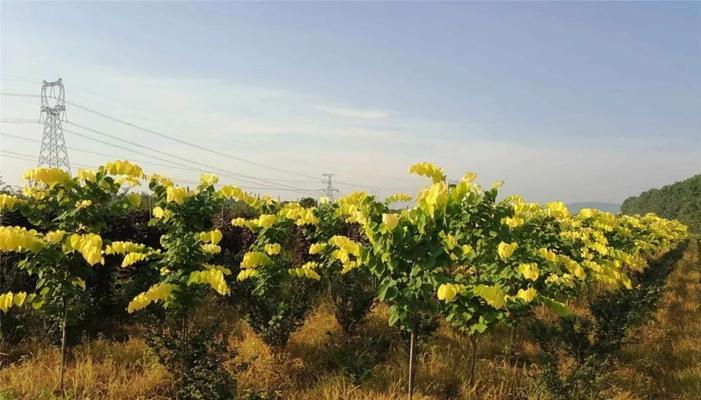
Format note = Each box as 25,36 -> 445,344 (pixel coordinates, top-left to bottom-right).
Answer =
0,161 -> 687,332
0,160 -> 687,393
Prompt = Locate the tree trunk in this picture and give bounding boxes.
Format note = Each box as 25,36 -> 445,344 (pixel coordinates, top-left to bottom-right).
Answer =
468,335 -> 479,387
59,298 -> 68,393
505,325 -> 515,361
181,311 -> 190,400
408,331 -> 416,400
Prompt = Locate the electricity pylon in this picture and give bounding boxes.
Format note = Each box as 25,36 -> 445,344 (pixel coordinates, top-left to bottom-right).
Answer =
320,173 -> 339,201
38,78 -> 71,172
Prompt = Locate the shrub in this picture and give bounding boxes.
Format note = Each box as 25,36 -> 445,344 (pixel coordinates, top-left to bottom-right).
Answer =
237,277 -> 318,348
146,321 -> 236,400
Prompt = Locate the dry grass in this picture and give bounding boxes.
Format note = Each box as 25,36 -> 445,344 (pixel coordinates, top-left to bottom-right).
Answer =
608,238 -> 701,400
2,239 -> 700,399
0,337 -> 170,400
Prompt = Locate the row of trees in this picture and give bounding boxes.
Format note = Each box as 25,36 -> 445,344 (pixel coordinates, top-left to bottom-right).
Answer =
0,160 -> 688,398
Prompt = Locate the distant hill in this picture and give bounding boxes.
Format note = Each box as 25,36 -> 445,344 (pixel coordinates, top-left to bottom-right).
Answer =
567,202 -> 621,214
621,174 -> 701,233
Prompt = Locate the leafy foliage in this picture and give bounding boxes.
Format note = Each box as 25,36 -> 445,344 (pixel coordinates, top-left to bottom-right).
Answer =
237,276 -> 318,348
622,174 -> 701,232
531,241 -> 687,399
0,160 -> 689,397
147,322 -> 235,400
1,163 -> 144,315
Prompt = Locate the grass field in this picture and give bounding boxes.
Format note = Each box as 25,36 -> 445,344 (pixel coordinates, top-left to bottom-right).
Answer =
1,239 -> 699,400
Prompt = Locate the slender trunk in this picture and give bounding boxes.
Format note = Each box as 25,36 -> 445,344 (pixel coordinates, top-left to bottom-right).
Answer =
59,298 -> 68,393
408,331 -> 416,400
183,313 -> 189,353
182,312 -> 189,398
468,335 -> 478,387
505,325 -> 515,360
173,312 -> 189,400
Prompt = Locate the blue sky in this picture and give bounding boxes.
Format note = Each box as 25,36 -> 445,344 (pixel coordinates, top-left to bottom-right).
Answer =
1,1 -> 699,203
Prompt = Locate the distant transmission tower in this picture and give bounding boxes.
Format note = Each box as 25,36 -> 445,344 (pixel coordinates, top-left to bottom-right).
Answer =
38,78 -> 71,172
320,173 -> 339,201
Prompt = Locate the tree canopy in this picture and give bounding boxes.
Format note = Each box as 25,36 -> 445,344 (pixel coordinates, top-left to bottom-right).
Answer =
622,174 -> 701,233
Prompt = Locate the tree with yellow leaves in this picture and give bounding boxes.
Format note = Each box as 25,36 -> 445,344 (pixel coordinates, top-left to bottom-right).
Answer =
233,192 -> 323,348
108,172 -> 236,398
0,160 -> 144,393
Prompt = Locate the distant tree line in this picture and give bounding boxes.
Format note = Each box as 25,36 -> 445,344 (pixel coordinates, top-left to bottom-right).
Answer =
621,174 -> 701,233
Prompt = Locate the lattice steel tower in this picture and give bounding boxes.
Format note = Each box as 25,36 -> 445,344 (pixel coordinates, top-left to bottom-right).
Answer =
38,78 -> 71,172
320,173 -> 339,201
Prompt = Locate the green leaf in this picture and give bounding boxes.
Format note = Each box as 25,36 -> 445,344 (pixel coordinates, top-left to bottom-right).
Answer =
542,297 -> 572,317
377,279 -> 395,300
388,312 -> 400,326
32,298 -> 44,310
472,322 -> 488,333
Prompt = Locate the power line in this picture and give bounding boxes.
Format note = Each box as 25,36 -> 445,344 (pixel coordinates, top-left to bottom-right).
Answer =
1,131 -> 316,194
65,103 -> 417,192
2,150 -> 191,187
67,101 -> 414,191
0,92 -> 40,98
3,132 -> 192,173
0,118 -> 40,124
64,129 -> 318,194
64,121 -> 317,195
0,78 -> 41,84
63,129 -> 206,171
65,123 -> 316,186
2,150 -> 90,170
1,78 -> 154,118
0,150 -> 312,193
1,91 -> 316,195
2,92 -> 416,193
65,100 -> 321,180
1,152 -> 35,162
